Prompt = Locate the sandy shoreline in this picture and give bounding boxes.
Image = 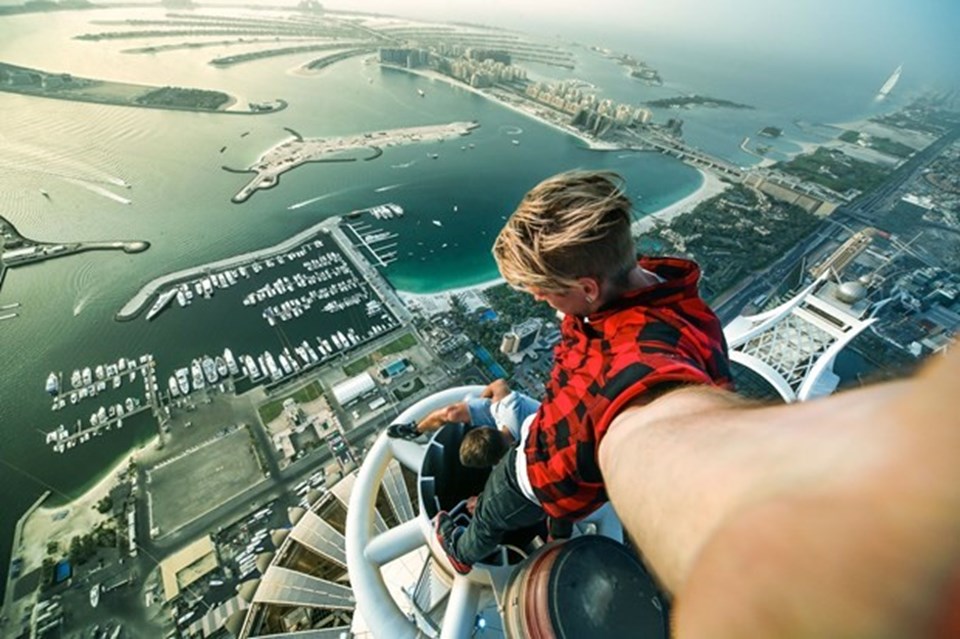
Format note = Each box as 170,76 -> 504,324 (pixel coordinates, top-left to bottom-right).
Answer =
633,168 -> 730,234
383,64 -> 619,151
398,278 -> 505,313
18,440 -> 152,574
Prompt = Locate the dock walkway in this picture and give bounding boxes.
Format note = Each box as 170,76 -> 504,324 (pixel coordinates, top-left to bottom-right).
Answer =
116,218 -> 340,321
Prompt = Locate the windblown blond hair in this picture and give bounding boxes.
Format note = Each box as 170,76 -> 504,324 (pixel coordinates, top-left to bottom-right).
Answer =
493,170 -> 636,292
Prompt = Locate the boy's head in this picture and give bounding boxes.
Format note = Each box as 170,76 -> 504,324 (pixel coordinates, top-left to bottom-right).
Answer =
459,427 -> 510,468
492,170 -> 636,308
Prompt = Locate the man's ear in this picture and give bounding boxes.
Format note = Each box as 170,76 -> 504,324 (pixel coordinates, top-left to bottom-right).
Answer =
577,276 -> 601,302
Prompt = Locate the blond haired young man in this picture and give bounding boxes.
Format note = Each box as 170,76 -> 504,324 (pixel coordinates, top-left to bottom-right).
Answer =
434,170 -> 732,574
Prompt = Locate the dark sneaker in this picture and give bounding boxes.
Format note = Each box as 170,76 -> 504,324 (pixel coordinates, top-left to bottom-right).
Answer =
387,422 -> 420,441
434,511 -> 471,575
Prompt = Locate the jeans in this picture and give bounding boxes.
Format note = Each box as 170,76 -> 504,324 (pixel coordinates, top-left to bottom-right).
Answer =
465,391 -> 541,442
453,447 -> 546,565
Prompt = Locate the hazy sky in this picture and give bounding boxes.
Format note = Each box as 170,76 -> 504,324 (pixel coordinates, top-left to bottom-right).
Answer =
324,0 -> 958,84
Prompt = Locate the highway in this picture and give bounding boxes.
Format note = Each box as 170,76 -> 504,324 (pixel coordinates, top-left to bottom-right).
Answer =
715,125 -> 960,324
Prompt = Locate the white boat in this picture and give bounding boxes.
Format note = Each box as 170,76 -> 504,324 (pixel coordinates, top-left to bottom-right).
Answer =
71,369 -> 82,389
417,88 -> 425,97
224,348 -> 239,375
432,220 -> 442,227
146,289 -> 177,321
244,355 -> 261,381
215,357 -> 228,378
264,352 -> 281,381
90,583 -> 100,608
876,64 -> 902,100
46,372 -> 59,396
168,376 -> 180,397
191,360 -> 205,390
202,357 -> 218,384
82,367 -> 93,386
176,368 -> 190,395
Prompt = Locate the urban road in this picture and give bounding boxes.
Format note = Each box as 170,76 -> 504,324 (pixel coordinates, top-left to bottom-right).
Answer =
714,124 -> 960,324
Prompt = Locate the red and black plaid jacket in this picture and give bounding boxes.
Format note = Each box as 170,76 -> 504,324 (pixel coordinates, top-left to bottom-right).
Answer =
525,256 -> 732,520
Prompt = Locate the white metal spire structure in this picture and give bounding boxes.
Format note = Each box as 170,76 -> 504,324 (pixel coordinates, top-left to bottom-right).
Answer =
344,386 -> 625,638
724,280 -> 875,402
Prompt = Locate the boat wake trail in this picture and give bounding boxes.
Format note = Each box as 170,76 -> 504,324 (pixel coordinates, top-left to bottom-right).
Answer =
0,138 -> 128,187
72,261 -> 100,316
65,178 -> 131,205
287,188 -> 351,210
499,125 -> 524,136
374,183 -> 403,193
390,160 -> 416,169
73,293 -> 91,317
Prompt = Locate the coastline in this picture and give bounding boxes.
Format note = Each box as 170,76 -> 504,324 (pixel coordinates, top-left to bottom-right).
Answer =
17,440 -> 152,576
633,167 -> 729,233
397,277 -> 505,314
381,64 -> 619,151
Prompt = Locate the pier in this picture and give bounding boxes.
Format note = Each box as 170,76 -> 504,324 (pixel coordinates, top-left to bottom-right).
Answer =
1,490 -> 50,626
0,214 -> 149,294
46,356 -> 161,453
116,218 -> 341,321
342,220 -> 400,267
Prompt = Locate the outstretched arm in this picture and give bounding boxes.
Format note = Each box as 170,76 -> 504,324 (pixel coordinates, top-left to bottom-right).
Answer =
416,402 -> 471,433
599,351 -> 960,638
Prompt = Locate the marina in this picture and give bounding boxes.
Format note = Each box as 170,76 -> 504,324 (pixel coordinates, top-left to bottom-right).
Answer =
42,215 -> 408,454
342,219 -> 400,268
116,217 -> 344,321
43,354 -> 159,453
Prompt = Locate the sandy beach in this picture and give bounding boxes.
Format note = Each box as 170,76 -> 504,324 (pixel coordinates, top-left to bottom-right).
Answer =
17,442 -> 151,574
384,64 -> 619,151
398,278 -> 505,314
633,168 -> 730,234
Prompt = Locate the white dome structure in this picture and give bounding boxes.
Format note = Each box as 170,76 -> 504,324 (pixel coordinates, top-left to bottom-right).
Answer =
836,281 -> 868,304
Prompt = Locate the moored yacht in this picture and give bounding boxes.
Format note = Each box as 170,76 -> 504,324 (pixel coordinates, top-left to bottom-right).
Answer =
146,289 -> 177,321
46,372 -> 59,396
